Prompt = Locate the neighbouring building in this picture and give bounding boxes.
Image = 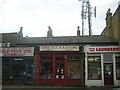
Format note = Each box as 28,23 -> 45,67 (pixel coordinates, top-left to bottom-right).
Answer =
1,5 -> 120,86
84,5 -> 120,86
101,5 -> 120,44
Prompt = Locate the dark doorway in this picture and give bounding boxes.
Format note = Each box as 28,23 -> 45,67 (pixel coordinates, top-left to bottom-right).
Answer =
104,63 -> 113,86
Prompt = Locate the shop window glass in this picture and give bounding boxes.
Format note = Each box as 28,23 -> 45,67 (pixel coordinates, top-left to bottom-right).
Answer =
2,64 -> 10,78
88,56 -> 101,80
11,58 -> 25,79
26,58 -> 33,64
56,57 -> 64,61
68,56 -> 80,61
11,64 -> 25,78
2,57 -> 10,64
2,58 -> 11,78
40,56 -> 53,61
40,62 -> 53,79
2,57 -> 34,79
116,57 -> 120,80
68,62 -> 80,79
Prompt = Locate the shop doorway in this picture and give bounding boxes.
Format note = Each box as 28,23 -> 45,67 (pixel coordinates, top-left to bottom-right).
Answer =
55,63 -> 65,85
104,63 -> 113,86
25,64 -> 34,84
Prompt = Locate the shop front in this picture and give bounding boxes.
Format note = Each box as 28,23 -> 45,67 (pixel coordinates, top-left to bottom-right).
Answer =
84,46 -> 120,86
1,47 -> 34,85
36,45 -> 83,86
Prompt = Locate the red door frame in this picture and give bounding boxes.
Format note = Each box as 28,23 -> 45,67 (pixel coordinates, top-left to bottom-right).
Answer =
39,54 -> 53,85
55,62 -> 65,85
36,53 -> 81,86
36,54 -> 40,85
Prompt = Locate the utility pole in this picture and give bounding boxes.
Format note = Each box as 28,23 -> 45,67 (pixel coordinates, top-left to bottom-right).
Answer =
79,0 -> 96,36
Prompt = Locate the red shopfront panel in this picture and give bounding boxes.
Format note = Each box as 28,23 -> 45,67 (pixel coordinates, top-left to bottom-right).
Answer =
36,53 -> 81,86
67,79 -> 81,86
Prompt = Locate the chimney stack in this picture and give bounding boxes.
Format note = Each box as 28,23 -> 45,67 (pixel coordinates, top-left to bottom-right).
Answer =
19,27 -> 23,33
77,26 -> 80,36
105,8 -> 112,27
47,26 -> 53,38
19,27 -> 23,38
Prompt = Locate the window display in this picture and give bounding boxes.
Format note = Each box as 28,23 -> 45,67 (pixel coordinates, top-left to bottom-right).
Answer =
40,62 -> 53,79
68,62 -> 80,79
56,63 -> 64,79
88,56 -> 101,80
116,57 -> 120,80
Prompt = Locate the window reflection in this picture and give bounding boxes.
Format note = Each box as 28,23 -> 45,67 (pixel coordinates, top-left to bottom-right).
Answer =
68,62 -> 80,79
88,56 -> 101,80
40,62 -> 53,79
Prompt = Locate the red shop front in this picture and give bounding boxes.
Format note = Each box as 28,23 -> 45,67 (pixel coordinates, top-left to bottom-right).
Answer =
36,45 -> 83,86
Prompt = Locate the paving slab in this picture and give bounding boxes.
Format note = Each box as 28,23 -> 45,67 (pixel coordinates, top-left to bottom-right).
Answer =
2,85 -> 120,90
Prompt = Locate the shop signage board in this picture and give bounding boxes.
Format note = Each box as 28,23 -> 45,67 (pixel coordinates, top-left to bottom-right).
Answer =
84,46 -> 120,53
40,45 -> 79,51
0,47 -> 34,56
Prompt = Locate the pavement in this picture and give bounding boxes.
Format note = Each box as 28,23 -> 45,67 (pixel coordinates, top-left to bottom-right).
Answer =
1,85 -> 120,90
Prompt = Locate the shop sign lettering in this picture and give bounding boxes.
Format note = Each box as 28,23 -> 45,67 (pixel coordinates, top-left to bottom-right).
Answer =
85,46 -> 120,53
0,47 -> 34,56
40,45 -> 79,51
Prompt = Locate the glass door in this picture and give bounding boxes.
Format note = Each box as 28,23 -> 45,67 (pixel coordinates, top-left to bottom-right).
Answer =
55,62 -> 65,85
56,63 -> 64,79
104,63 -> 113,86
25,64 -> 34,84
55,54 -> 65,85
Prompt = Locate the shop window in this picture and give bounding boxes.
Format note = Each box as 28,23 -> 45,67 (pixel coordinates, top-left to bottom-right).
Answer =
26,58 -> 33,64
40,62 -> 53,79
2,57 -> 33,79
68,56 -> 80,61
56,57 -> 64,61
116,57 -> 120,80
88,56 -> 101,80
40,56 -> 53,61
2,64 -> 10,78
2,58 -> 11,78
11,58 -> 25,79
2,58 -> 10,78
11,64 -> 25,78
68,62 -> 80,79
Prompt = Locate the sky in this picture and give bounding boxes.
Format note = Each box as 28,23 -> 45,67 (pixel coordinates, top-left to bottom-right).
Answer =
0,0 -> 119,37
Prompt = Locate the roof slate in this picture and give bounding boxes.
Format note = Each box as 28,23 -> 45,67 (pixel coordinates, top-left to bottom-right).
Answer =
17,35 -> 117,45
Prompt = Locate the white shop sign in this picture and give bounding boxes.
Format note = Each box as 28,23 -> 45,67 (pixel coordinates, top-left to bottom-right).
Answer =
0,47 -> 34,56
40,45 -> 79,51
84,46 -> 120,53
